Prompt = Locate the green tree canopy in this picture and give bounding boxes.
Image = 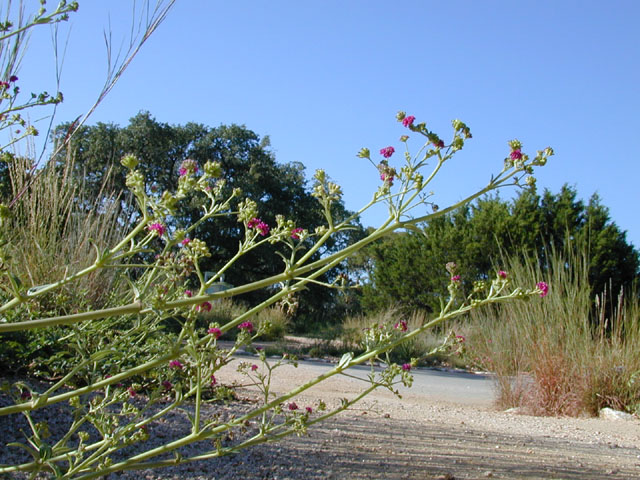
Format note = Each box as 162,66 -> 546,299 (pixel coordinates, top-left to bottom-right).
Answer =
360,185 -> 639,313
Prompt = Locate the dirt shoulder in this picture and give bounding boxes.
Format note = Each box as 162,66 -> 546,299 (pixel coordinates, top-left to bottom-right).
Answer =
213,358 -> 640,480
3,355 -> 640,479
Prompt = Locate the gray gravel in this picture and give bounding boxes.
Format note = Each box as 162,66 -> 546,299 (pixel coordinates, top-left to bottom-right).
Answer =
2,361 -> 640,479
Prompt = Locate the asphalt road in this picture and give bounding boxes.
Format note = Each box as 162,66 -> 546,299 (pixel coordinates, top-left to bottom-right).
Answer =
300,359 -> 495,408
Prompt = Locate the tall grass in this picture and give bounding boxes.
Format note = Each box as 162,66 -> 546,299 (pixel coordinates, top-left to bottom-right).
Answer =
459,245 -> 640,416
6,154 -> 125,310
0,153 -> 127,375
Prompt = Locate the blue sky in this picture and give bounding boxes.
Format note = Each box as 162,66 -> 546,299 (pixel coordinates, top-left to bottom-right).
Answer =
15,1 -> 640,248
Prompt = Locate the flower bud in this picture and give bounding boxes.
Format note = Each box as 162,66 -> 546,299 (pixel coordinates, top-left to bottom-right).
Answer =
203,161 -> 222,178
396,111 -> 406,121
357,147 -> 371,159
121,154 -> 139,170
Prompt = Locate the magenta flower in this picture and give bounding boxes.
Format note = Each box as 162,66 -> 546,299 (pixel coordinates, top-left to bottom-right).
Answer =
184,290 -> 193,297
197,301 -> 212,313
401,363 -> 411,372
20,389 -> 31,400
256,221 -> 270,236
394,320 -> 408,332
169,360 -> 184,370
211,375 -> 217,386
127,387 -> 136,397
455,335 -> 466,343
380,146 -> 395,158
179,159 -> 198,176
451,275 -> 461,283
380,172 -> 394,185
9,75 -> 18,82
305,406 -> 313,414
251,364 -> 258,371
498,270 -> 508,279
434,139 -> 445,148
291,227 -> 304,239
248,217 -> 270,236
402,115 -> 415,127
162,380 -> 173,391
510,149 -> 523,161
238,321 -> 254,333
536,281 -> 549,297
147,222 -> 166,236
208,327 -> 222,339
180,237 -> 191,246
288,402 -> 299,411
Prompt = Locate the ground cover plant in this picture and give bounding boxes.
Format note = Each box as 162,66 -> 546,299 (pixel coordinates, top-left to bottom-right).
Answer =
0,2 -> 552,478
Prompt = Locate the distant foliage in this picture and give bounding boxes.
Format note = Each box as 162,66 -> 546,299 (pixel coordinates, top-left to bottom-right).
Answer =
360,186 -> 639,314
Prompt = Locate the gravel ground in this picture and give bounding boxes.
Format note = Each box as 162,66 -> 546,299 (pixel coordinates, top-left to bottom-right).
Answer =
2,359 -> 640,479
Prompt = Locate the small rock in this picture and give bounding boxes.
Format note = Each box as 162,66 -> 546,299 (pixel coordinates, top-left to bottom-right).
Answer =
599,407 -> 635,421
505,407 -> 523,414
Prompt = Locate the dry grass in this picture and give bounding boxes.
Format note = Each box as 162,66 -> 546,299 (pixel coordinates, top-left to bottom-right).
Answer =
457,245 -> 640,416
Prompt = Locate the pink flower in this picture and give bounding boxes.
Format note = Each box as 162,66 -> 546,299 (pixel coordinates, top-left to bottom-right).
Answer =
536,281 -> 549,297
291,227 -> 304,239
401,363 -> 411,372
394,320 -> 408,332
305,406 -> 313,414
434,139 -> 445,148
248,218 -> 270,236
251,364 -> 258,371
147,222 -> 166,236
380,173 -> 394,185
380,146 -> 395,158
9,75 -> 18,82
169,360 -> 183,369
451,275 -> 461,283
20,389 -> 31,400
498,270 -> 508,279
510,149 -> 523,161
208,327 -> 222,339
238,321 -> 254,333
455,335 -> 466,343
402,115 -> 415,127
179,159 -> 198,176
288,402 -> 299,411
180,237 -> 191,246
211,375 -> 217,386
197,301 -> 212,312
127,387 -> 136,397
162,380 -> 173,390
184,290 -> 193,297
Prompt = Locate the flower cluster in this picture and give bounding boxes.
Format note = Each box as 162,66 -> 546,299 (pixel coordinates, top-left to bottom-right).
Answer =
238,321 -> 254,333
178,159 -> 198,177
169,360 -> 183,369
208,327 -> 222,339
394,320 -> 408,332
248,217 -> 270,236
196,301 -> 212,312
402,115 -> 415,128
380,146 -> 395,158
0,75 -> 17,90
147,222 -> 166,236
378,161 -> 397,186
536,281 -> 549,297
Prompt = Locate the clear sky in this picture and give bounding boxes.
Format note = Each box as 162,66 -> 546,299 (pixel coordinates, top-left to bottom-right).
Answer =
14,0 -> 640,248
